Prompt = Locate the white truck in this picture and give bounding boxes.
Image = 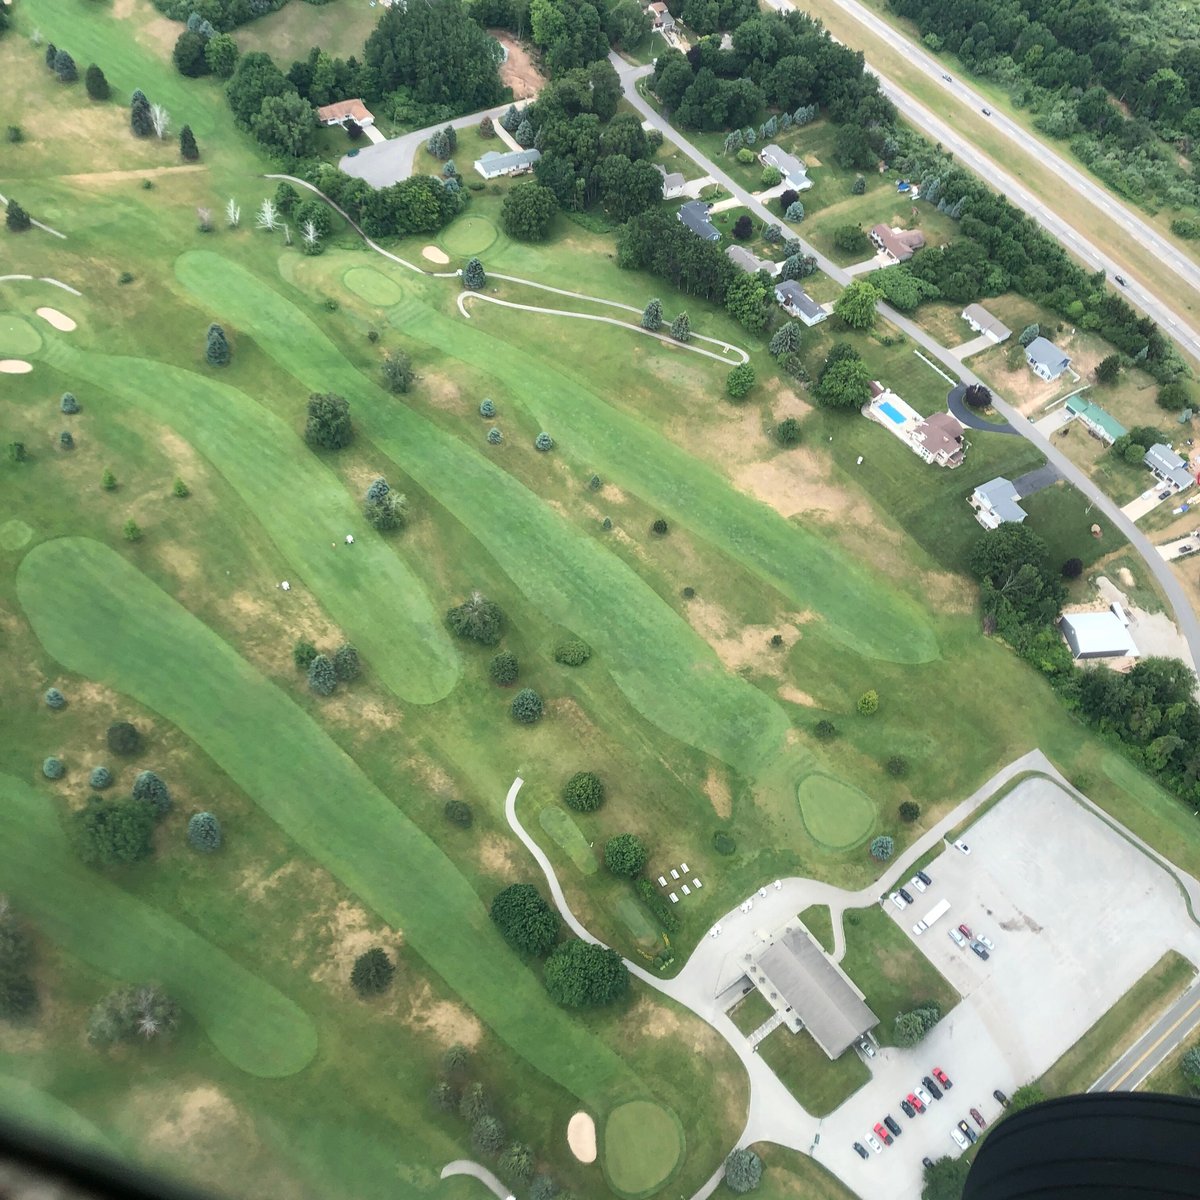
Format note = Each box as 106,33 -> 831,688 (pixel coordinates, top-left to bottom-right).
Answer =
912,897 -> 950,936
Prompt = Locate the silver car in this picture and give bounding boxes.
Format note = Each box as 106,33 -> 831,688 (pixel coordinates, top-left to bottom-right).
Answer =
948,927 -> 967,947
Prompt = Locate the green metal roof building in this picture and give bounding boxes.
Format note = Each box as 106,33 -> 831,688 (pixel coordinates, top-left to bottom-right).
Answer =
1066,395 -> 1127,444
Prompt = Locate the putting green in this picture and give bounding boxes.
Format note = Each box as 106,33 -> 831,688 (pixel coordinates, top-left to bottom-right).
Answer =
0,314 -> 42,356
0,770 -> 318,1078
441,215 -> 497,256
797,773 -> 875,849
342,266 -> 405,306
0,519 -> 33,550
539,805 -> 597,874
602,1100 -> 684,1198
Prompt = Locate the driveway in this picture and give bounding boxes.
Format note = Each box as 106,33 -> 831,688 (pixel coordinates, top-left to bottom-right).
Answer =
1122,486 -> 1172,523
1158,534 -> 1200,562
948,334 -> 993,360
1033,406 -> 1075,437
1011,464 -> 1060,498
946,383 -> 1017,434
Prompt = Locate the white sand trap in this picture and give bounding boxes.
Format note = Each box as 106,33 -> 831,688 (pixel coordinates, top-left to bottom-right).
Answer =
0,360 -> 33,374
567,1111 -> 597,1164
422,245 -> 450,264
36,307 -> 76,332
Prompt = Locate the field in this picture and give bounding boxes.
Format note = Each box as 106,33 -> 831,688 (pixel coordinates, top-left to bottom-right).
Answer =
4,1 -> 1200,1198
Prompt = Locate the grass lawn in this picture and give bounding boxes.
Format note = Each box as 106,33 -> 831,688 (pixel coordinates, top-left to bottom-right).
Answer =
756,1026 -> 870,1116
233,0 -> 382,64
730,990 -> 775,1036
750,1143 -> 858,1200
1039,950 -> 1195,1097
839,905 -> 957,1045
799,904 -> 835,954
1143,1035 -> 1200,1096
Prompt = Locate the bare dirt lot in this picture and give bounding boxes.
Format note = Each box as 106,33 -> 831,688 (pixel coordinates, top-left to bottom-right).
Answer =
491,31 -> 546,99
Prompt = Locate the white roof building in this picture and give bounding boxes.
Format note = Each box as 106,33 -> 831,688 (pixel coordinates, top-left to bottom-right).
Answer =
1058,611 -> 1139,660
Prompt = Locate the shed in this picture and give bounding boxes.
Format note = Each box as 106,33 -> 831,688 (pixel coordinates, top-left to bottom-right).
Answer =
1058,611 -> 1139,660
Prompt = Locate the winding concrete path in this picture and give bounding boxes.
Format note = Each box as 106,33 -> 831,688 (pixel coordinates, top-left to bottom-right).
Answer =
0,194 -> 67,240
439,1159 -> 512,1199
0,274 -> 81,295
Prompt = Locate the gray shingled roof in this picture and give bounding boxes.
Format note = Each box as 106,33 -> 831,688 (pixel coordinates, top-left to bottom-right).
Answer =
474,148 -> 541,175
975,476 -> 1028,524
774,280 -> 825,319
1025,336 -> 1070,373
1145,444 -> 1195,490
677,200 -> 719,241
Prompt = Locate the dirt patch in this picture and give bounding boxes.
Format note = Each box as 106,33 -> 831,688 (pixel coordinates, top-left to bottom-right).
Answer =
703,766 -> 732,820
420,373 -> 464,412
61,165 -> 206,186
1118,566 -> 1136,587
548,695 -> 601,739
238,859 -> 309,904
491,32 -> 547,99
322,692 -> 402,735
777,684 -> 817,706
422,245 -> 450,265
112,0 -> 184,55
568,1112 -> 598,1164
406,981 -> 484,1049
732,451 -> 864,520
477,833 -> 519,876
156,540 -> 204,585
146,1086 -> 239,1151
685,598 -> 810,674
310,900 -> 401,987
405,754 -> 457,797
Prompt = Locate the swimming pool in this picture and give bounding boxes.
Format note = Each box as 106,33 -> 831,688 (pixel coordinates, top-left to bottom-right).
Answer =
878,399 -> 906,425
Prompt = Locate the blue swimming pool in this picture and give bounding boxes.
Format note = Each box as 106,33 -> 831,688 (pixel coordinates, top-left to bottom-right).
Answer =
878,400 -> 906,425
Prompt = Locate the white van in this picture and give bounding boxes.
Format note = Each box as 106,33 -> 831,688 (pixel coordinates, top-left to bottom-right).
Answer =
948,927 -> 967,948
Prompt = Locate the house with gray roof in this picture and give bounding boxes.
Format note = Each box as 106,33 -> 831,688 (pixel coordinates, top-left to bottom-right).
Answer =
727,245 -> 778,276
1058,611 -> 1139,661
773,280 -> 827,326
1025,336 -> 1071,382
759,144 -> 812,192
1144,443 -> 1195,492
659,169 -> 686,199
473,148 -> 541,180
677,200 -> 719,242
970,476 -> 1028,529
961,303 -> 1011,344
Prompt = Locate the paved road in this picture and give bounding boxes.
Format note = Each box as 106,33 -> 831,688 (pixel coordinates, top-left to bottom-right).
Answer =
1090,978 -> 1200,1093
613,55 -> 1200,672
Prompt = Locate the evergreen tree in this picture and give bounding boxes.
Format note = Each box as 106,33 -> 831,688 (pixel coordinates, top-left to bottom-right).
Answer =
186,811 -> 222,852
670,312 -> 691,342
84,64 -> 109,100
514,118 -> 535,147
132,770 -> 172,817
332,643 -> 361,682
204,323 -> 230,366
769,322 -> 803,357
54,49 -> 77,82
45,43 -> 57,70
130,89 -> 153,137
179,125 -> 199,161
350,947 -> 395,995
641,298 -> 663,331
463,257 -> 486,289
307,653 -> 337,695
500,104 -> 521,133
5,200 -> 31,232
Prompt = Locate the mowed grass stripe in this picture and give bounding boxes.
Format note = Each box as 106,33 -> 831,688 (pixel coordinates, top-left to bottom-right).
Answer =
0,772 -> 317,1078
0,1071 -> 118,1154
17,538 -> 637,1103
174,250 -> 791,775
39,338 -> 460,705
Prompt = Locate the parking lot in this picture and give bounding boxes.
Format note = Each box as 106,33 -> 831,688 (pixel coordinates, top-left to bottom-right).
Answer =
811,775 -> 1200,1200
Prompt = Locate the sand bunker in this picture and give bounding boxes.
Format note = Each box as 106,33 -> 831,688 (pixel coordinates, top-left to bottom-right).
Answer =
422,245 -> 450,264
567,1111 -> 597,1164
0,360 -> 32,374
36,307 -> 76,332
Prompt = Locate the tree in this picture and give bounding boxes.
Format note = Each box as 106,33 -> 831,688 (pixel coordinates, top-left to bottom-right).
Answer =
832,224 -> 867,254
834,279 -> 881,330
724,1148 -> 763,1194
132,770 -> 171,817
1018,323 -> 1040,347
922,1156 -> 970,1200
60,430 -> 75,450
84,64 -> 109,100
479,115 -> 495,139
1157,381 -> 1191,410
1180,1046 -> 1200,1091
490,884 -> 560,955
187,812 -> 222,852
501,181 -> 558,241
427,129 -> 450,159
45,688 -> 66,710
87,984 -> 179,1045
887,755 -> 910,778
446,592 -> 504,644
670,312 -> 691,342
459,1081 -> 489,1123
307,654 -> 337,695
173,30 -> 209,77
251,92 -> 315,158
785,200 -> 804,221
61,392 -> 80,414
1096,353 -> 1121,384
205,33 -> 239,78
490,651 -> 518,685
543,939 -> 628,1008
173,477 -> 189,498
363,477 -> 407,531
332,643 -> 361,682
43,757 -> 64,780
815,346 -> 872,410
869,834 -> 894,861
732,214 -> 753,240
641,298 -> 663,331
852,175 -> 866,195
107,721 -> 142,756
554,638 -> 590,665
499,1142 -> 535,1183
511,688 -> 544,723
273,181 -> 298,216
963,383 -> 991,409
350,947 -> 395,995
721,363 -> 756,400
858,689 -> 879,715
651,517 -> 669,536
304,393 -> 352,449
130,89 -> 153,136
123,519 -> 142,542
1062,557 -> 1084,578
45,42 -> 58,70
5,200 -> 30,232
0,898 -> 38,1019
73,798 -> 155,866
776,417 -> 801,446
150,102 -> 170,140
54,49 -> 77,82
899,800 -> 921,822
293,639 -> 318,669
205,323 -> 230,366
769,322 -> 804,358
472,1115 -> 506,1156
500,105 -> 521,133
563,771 -> 604,812
895,1003 -> 940,1046
604,833 -> 647,877
179,125 -> 199,161
463,257 -> 486,290
444,799 -> 473,828
382,350 -> 414,394
1008,1084 -> 1046,1114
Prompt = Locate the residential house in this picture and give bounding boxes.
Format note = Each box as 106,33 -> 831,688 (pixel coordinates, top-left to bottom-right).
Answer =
970,476 -> 1027,529
758,144 -> 812,192
866,383 -> 967,467
1065,395 -> 1126,445
657,165 -> 686,199
1058,611 -> 1139,661
473,148 -> 541,180
961,304 -> 1011,344
870,224 -> 925,263
728,245 -> 779,277
1144,443 -> 1195,492
648,1 -> 674,29
315,99 -> 375,129
773,280 -> 827,326
677,199 -> 719,241
1024,336 -> 1071,382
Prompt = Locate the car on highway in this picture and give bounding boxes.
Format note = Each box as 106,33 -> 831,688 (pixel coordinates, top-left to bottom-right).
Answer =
970,941 -> 990,960
954,840 -> 971,854
923,1075 -> 943,1100
884,1115 -> 903,1137
908,1091 -> 925,1114
1115,275 -> 1127,286
941,73 -> 951,81
949,927 -> 967,947
900,1098 -> 916,1118
958,1119 -> 979,1145
874,1122 -> 892,1147
916,1085 -> 933,1106
899,887 -> 915,904
958,923 -> 973,939
910,875 -> 927,893
917,870 -> 933,885
978,934 -> 994,950
866,1133 -> 883,1154
890,892 -> 908,911
933,1067 -> 953,1089
981,106 -> 991,115
971,1107 -> 987,1129
993,1089 -> 1009,1107
950,1126 -> 969,1150
853,1141 -> 869,1160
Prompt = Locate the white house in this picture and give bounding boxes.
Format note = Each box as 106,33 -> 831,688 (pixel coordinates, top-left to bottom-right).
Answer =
970,476 -> 1027,529
865,382 -> 967,468
758,144 -> 812,192
657,165 -> 686,199
315,99 -> 375,129
473,148 -> 541,180
961,303 -> 1011,344
1144,444 -> 1195,492
1025,336 -> 1071,382
773,280 -> 827,326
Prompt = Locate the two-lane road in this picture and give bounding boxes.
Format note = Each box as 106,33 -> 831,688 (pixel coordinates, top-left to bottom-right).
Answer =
1090,976 -> 1200,1092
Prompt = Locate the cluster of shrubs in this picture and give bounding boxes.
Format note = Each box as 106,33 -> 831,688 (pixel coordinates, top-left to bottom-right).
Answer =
293,639 -> 361,695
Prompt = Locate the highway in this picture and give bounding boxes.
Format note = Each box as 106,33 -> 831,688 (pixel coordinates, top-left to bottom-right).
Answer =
1090,976 -> 1200,1092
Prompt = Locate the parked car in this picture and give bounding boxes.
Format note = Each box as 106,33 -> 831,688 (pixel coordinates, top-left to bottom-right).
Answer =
890,892 -> 908,911
958,923 -> 973,939
884,1114 -> 902,1137
993,1089 -> 1009,1107
899,887 -> 915,905
933,1067 -> 953,1089
923,1076 -> 943,1100
958,1119 -> 979,1144
950,1127 -> 969,1150
874,1122 -> 892,1147
866,1133 -> 883,1154
917,870 -> 933,885
853,1142 -> 869,1160
954,840 -> 971,854
949,927 -> 967,947
900,1098 -> 916,1118
970,941 -> 990,960
859,1039 -> 876,1058
910,875 -> 927,893
1159,489 -> 1173,501
978,934 -> 995,950
915,1085 -> 933,1107
971,1107 -> 987,1129
908,1091 -> 925,1114
923,1156 -> 935,1170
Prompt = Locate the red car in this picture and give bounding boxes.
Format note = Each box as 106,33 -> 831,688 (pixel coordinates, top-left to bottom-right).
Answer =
958,923 -> 973,939
932,1067 -> 953,1089
970,1107 -> 986,1129
908,1092 -> 925,1113
873,1121 -> 893,1146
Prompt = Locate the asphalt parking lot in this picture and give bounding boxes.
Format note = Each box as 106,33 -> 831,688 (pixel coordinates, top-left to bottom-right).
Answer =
812,775 -> 1200,1200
